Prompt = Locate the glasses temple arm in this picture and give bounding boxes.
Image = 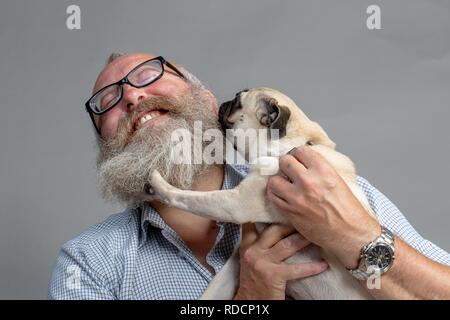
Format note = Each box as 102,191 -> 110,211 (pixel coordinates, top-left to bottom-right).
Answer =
165,61 -> 185,79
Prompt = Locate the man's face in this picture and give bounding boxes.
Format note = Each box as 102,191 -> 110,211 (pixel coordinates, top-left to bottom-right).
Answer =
94,53 -> 221,208
93,53 -> 192,139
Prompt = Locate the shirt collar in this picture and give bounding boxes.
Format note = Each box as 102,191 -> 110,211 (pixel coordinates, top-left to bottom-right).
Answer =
139,163 -> 249,245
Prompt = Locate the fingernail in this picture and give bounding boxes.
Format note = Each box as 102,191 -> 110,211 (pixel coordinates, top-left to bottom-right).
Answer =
287,147 -> 297,155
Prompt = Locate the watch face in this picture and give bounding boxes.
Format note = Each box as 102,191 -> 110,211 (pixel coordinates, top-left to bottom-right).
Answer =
367,244 -> 393,271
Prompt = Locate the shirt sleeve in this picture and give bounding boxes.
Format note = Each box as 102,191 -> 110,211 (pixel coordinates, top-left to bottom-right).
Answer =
357,176 -> 450,266
48,241 -> 116,300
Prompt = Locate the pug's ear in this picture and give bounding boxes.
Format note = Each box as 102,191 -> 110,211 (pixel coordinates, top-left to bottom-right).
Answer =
261,98 -> 291,138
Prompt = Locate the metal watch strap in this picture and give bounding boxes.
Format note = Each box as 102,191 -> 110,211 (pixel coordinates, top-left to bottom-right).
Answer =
379,227 -> 395,247
347,226 -> 395,280
349,260 -> 372,281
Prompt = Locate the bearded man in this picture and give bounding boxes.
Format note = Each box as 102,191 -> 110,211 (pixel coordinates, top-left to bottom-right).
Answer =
49,53 -> 450,300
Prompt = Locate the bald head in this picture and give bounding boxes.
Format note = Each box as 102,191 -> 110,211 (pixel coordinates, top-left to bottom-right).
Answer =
93,53 -> 155,94
93,53 -> 205,96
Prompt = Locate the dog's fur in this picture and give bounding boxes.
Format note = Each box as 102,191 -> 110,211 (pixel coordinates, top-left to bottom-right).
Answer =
143,87 -> 376,299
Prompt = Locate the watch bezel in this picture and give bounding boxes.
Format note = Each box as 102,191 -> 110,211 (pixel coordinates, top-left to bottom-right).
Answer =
363,242 -> 395,274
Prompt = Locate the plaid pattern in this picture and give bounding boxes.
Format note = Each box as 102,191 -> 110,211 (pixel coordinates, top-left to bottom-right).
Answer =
49,164 -> 450,299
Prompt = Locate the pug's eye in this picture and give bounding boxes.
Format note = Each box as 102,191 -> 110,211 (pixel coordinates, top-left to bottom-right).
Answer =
260,110 -> 278,126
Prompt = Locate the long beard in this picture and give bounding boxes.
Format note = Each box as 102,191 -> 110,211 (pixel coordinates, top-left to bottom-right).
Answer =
96,86 -> 221,208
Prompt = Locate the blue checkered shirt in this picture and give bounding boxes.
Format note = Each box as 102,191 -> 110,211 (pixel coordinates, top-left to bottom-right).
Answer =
49,164 -> 450,299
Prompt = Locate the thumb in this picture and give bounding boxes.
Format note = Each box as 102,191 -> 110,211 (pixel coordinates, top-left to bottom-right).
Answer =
240,223 -> 259,250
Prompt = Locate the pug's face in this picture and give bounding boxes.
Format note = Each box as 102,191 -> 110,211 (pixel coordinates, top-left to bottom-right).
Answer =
219,87 -> 335,160
219,88 -> 291,138
218,87 -> 292,160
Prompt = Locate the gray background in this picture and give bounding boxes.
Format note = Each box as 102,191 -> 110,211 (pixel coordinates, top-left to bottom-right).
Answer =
0,0 -> 448,299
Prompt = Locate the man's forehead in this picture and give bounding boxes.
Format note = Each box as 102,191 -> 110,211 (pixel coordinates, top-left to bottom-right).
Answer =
92,53 -> 156,94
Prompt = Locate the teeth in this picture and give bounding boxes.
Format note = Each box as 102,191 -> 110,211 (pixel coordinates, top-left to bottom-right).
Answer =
139,113 -> 153,125
136,110 -> 165,129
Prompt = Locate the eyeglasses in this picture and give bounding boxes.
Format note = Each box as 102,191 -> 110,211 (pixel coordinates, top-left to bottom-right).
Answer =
85,56 -> 185,134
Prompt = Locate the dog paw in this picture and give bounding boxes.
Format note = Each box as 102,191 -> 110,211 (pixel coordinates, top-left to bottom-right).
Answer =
143,170 -> 172,205
143,181 -> 155,196
253,156 -> 279,176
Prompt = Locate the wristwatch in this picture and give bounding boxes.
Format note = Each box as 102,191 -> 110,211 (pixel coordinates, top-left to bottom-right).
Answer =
347,226 -> 396,280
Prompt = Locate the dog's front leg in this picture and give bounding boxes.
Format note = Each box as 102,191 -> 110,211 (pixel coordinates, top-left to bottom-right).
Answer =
143,170 -> 260,224
144,169 -> 286,223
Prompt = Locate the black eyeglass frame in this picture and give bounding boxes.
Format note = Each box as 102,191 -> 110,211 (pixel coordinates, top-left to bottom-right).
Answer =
84,56 -> 185,135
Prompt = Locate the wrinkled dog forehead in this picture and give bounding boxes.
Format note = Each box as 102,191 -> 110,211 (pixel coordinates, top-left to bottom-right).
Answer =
240,87 -> 296,109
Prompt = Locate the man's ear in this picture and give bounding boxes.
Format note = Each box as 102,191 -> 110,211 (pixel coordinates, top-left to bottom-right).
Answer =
263,98 -> 291,139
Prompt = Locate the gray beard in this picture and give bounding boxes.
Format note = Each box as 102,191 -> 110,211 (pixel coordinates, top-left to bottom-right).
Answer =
96,87 -> 221,209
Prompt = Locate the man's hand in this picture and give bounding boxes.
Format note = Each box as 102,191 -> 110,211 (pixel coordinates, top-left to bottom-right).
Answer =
266,145 -> 381,269
234,223 -> 328,300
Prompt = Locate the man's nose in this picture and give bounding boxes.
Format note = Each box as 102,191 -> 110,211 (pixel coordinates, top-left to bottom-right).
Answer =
121,85 -> 148,111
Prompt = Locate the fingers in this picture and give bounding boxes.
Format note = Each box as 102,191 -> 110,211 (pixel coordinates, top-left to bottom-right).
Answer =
289,146 -> 317,169
246,224 -> 312,264
267,189 -> 292,213
272,146 -> 320,194
256,224 -> 296,249
241,223 -> 259,249
268,233 -> 311,262
267,175 -> 292,200
277,146 -> 323,186
279,260 -> 329,281
266,175 -> 297,211
278,154 -> 307,183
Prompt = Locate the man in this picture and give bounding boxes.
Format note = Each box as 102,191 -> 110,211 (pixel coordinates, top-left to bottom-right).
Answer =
49,53 -> 450,299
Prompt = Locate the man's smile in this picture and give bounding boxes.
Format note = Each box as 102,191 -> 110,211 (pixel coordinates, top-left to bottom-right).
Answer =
133,109 -> 169,132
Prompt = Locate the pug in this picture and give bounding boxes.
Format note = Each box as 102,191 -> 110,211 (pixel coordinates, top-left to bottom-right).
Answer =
143,87 -> 376,299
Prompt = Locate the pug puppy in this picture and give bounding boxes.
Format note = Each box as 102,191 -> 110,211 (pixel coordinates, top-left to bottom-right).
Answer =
143,87 -> 375,299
